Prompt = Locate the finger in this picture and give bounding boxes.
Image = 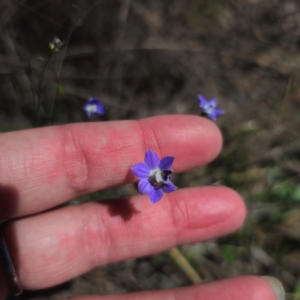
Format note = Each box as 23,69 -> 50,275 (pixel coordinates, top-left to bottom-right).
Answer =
2,186 -> 245,290
0,266 -> 9,300
0,115 -> 222,219
67,276 -> 283,300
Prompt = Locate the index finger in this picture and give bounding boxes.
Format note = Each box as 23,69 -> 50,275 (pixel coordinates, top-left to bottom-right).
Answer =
0,115 -> 222,218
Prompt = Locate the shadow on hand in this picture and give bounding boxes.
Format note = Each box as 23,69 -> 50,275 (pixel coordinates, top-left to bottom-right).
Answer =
0,184 -> 19,221
0,184 -> 20,298
102,198 -> 140,222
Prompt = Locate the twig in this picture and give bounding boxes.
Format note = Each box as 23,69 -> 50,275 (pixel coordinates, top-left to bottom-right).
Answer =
278,76 -> 293,124
169,247 -> 202,284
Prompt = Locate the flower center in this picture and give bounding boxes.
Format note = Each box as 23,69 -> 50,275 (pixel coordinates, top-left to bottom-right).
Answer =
86,104 -> 98,113
204,103 -> 216,114
148,168 -> 169,189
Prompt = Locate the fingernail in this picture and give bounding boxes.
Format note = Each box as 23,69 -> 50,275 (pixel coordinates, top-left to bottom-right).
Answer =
261,276 -> 285,300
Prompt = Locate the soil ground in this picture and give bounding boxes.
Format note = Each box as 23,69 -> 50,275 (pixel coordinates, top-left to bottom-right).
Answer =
2,1 -> 300,299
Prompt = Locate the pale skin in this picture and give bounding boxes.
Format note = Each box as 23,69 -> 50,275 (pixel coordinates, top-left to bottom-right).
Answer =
0,115 -> 278,300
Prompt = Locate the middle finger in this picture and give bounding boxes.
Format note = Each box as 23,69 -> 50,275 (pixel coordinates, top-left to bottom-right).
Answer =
0,115 -> 221,218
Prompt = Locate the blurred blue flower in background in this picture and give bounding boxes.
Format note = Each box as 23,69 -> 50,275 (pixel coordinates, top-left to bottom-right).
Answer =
83,97 -> 106,118
198,95 -> 224,121
131,149 -> 177,204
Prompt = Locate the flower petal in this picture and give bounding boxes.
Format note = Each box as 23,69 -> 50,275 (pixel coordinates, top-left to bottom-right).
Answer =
198,95 -> 208,108
215,109 -> 225,116
96,103 -> 106,115
162,182 -> 177,193
207,113 -> 217,121
87,97 -> 101,104
207,109 -> 224,120
148,189 -> 163,204
159,156 -> 174,170
144,149 -> 160,169
131,163 -> 150,179
138,179 -> 154,194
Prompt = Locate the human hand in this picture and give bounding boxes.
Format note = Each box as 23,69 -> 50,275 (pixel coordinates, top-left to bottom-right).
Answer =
0,115 -> 284,299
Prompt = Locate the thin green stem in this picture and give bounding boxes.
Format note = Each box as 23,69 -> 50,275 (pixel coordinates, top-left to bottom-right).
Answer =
37,52 -> 52,124
169,247 -> 202,284
48,65 -> 60,125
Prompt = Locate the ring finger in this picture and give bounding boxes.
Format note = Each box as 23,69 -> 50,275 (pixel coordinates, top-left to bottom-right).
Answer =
1,186 -> 245,291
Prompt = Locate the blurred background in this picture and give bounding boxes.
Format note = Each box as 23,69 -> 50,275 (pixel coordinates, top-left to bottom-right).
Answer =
2,0 -> 300,299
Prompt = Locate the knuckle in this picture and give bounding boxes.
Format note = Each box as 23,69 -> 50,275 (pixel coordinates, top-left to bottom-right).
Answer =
61,126 -> 90,197
81,204 -> 112,266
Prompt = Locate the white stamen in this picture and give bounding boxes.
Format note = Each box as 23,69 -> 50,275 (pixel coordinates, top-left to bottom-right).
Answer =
154,170 -> 163,182
150,168 -> 164,183
86,104 -> 98,113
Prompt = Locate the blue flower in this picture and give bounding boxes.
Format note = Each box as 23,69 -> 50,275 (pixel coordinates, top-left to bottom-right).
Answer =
198,95 -> 224,121
83,97 -> 106,118
131,149 -> 177,204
